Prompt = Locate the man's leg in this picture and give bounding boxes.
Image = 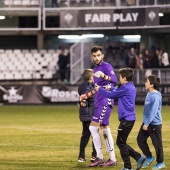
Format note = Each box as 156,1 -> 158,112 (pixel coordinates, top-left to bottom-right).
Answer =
102,127 -> 116,162
89,121 -> 103,159
100,105 -> 116,163
91,140 -> 97,158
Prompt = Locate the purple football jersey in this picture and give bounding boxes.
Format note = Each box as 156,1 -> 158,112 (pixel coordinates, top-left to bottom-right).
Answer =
94,61 -> 118,108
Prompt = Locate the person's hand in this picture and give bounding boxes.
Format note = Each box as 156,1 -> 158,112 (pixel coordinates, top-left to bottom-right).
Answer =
103,84 -> 111,91
95,85 -> 100,91
94,71 -> 105,78
143,125 -> 148,131
80,94 -> 87,101
80,101 -> 86,107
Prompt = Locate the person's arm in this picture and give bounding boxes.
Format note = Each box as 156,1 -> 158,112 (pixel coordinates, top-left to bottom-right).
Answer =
80,81 -> 120,101
94,64 -> 118,84
79,90 -> 96,101
79,100 -> 87,107
106,64 -> 118,84
143,95 -> 159,130
95,85 -> 125,99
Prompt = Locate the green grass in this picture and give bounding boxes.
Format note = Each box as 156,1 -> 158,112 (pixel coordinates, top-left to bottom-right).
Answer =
0,105 -> 169,170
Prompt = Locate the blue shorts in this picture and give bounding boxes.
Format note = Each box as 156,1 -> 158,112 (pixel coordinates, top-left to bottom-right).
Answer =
92,105 -> 112,126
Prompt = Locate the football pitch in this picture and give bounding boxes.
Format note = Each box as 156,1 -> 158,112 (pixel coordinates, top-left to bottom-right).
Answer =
0,105 -> 169,170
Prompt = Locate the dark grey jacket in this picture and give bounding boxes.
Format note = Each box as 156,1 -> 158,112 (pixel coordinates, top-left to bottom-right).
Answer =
78,82 -> 94,122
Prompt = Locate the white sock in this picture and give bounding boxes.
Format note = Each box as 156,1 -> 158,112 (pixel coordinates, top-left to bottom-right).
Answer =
89,126 -> 103,159
102,128 -> 116,162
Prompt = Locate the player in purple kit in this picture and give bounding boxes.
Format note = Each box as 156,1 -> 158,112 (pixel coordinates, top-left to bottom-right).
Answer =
80,46 -> 118,167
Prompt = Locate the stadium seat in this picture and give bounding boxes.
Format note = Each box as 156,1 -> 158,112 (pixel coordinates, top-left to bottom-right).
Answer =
0,62 -> 8,71
30,49 -> 38,54
14,49 -> 22,54
13,0 -> 22,6
22,71 -> 33,79
4,0 -> 12,6
48,49 -> 55,54
31,0 -> 39,6
22,49 -> 30,53
0,49 -> 5,53
16,53 -> 24,58
43,71 -> 53,79
0,73 -> 5,80
34,72 -> 41,79
22,0 -> 30,6
5,71 -> 14,80
5,49 -> 13,54
13,72 -> 23,80
39,49 -> 47,55
0,49 -> 59,81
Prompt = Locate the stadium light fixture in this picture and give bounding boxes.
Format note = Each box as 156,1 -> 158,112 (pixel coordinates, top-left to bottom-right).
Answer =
58,34 -> 104,39
58,35 -> 83,39
0,16 -> 5,20
159,13 -> 164,17
123,35 -> 141,39
82,34 -> 104,38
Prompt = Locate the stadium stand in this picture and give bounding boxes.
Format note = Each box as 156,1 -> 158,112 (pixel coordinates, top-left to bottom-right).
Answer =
0,0 -> 170,85
0,49 -> 59,80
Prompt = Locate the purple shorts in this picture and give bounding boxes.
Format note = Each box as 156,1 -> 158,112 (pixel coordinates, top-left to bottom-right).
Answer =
92,105 -> 112,126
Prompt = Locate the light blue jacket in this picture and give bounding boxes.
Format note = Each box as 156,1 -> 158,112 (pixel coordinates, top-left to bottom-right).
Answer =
143,90 -> 162,126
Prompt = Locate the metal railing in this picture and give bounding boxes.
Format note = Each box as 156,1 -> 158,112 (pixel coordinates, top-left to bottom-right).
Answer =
1,0 -> 169,9
44,0 -> 170,8
71,68 -> 170,85
0,0 -> 41,8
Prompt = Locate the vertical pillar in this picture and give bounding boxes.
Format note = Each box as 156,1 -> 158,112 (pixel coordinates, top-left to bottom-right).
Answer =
37,31 -> 44,50
140,30 -> 148,51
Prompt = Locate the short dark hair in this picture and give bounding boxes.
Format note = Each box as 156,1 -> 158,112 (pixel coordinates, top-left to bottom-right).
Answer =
119,67 -> 134,81
83,69 -> 93,81
91,46 -> 103,53
147,75 -> 160,91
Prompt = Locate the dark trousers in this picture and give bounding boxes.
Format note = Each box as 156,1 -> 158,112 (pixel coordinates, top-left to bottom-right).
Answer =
58,69 -> 66,81
137,123 -> 164,163
79,122 -> 96,158
116,119 -> 141,169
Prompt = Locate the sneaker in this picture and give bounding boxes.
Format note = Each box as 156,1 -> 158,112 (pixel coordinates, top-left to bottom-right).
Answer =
121,168 -> 133,170
100,159 -> 117,166
136,155 -> 146,170
89,157 -> 104,167
142,156 -> 155,168
77,157 -> 86,163
90,156 -> 96,162
152,162 -> 165,170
